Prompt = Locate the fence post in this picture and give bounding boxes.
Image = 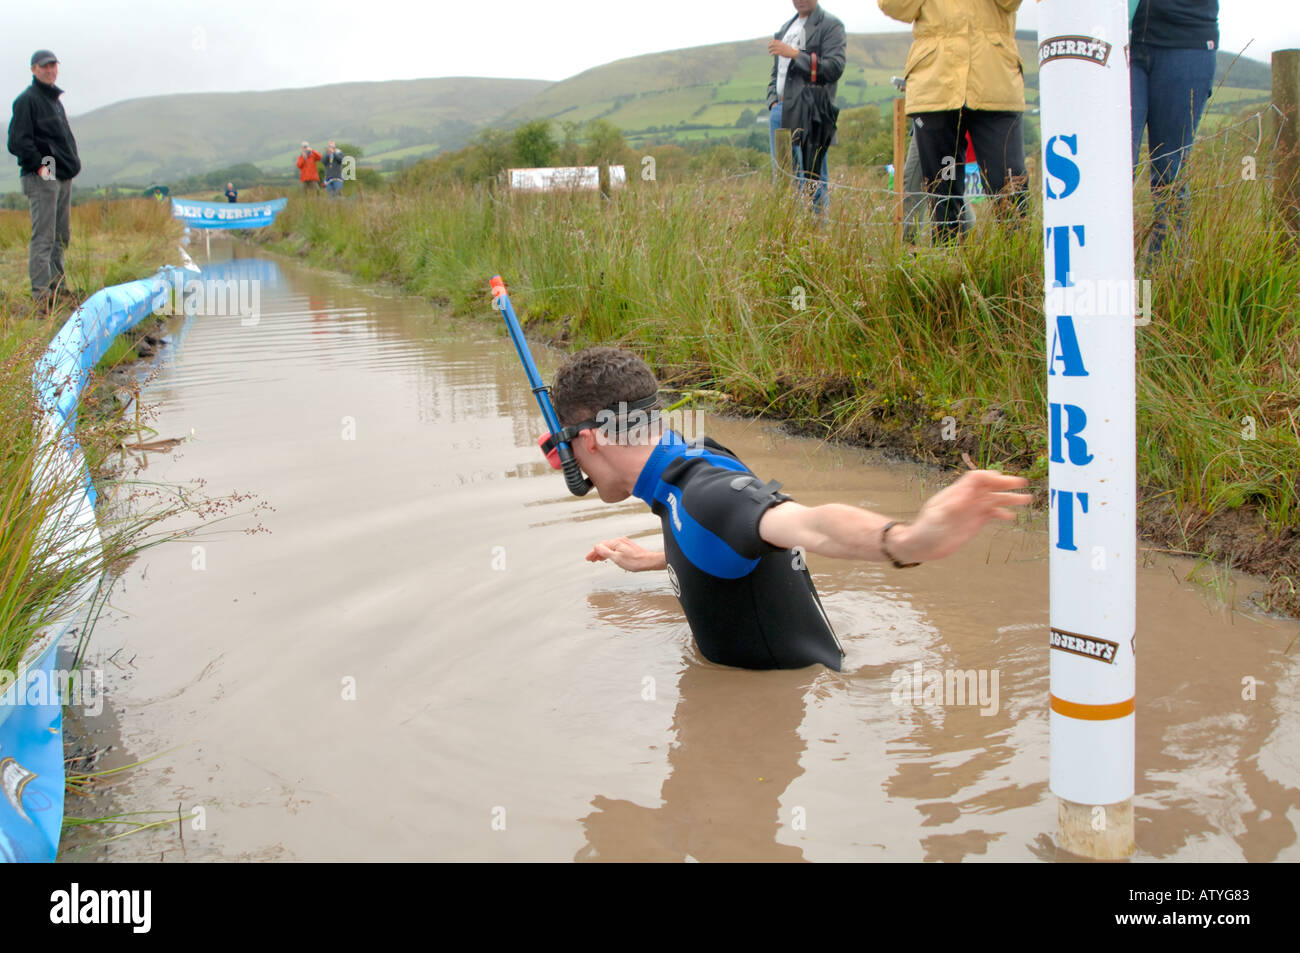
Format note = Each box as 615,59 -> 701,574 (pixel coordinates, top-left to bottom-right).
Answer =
893,96 -> 906,241
1273,49 -> 1300,238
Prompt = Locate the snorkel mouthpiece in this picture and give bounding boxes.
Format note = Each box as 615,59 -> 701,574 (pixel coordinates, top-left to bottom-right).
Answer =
561,451 -> 592,496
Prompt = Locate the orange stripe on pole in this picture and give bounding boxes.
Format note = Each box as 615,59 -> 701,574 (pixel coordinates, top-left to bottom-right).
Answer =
1050,695 -> 1134,721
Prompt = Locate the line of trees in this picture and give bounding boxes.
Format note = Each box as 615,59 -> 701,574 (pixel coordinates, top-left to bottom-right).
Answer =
400,118 -> 637,186
393,109 -> 920,189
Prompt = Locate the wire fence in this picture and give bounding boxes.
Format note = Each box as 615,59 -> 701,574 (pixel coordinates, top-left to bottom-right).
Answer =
475,101 -> 1291,239
742,103 -> 1294,233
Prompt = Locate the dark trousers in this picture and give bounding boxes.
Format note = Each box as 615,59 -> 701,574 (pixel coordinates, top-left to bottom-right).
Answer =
902,133 -> 973,243
20,173 -> 72,296
1130,42 -> 1215,257
769,102 -> 830,213
911,108 -> 1027,243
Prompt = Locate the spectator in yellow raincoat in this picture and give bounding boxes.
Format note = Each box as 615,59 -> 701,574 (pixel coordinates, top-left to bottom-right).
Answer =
880,0 -> 1028,243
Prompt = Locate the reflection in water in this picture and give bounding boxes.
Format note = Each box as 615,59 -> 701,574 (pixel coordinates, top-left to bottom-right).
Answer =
1133,614 -> 1300,862
577,659 -> 815,862
197,254 -> 285,286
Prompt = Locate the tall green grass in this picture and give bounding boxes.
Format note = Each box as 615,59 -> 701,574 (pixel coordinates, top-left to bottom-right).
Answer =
0,199 -> 180,301
0,199 -> 236,679
0,336 -> 206,678
257,126 -> 1298,543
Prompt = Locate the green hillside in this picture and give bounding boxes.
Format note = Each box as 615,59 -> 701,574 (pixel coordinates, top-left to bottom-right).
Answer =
498,32 -> 927,143
1,76 -> 551,192
494,31 -> 1269,150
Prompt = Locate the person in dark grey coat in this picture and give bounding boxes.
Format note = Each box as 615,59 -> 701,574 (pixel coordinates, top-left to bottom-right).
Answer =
766,1 -> 846,213
7,49 -> 81,306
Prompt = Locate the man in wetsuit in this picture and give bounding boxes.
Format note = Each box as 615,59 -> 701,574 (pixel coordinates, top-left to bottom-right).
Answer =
551,347 -> 1031,671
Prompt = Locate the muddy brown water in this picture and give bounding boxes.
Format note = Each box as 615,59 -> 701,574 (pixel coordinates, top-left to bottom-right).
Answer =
60,244 -> 1300,862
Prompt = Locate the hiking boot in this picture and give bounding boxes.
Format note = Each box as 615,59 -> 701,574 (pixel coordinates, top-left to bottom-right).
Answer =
48,279 -> 83,306
32,290 -> 57,315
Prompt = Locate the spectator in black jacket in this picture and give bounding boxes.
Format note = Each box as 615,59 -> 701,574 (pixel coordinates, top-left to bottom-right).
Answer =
322,141 -> 345,198
1130,0 -> 1220,261
766,1 -> 846,214
7,49 -> 81,307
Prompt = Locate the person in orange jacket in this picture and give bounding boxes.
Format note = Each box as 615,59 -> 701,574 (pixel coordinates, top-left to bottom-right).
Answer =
296,141 -> 321,191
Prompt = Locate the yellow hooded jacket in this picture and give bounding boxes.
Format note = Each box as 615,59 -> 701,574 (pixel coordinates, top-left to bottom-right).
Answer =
879,0 -> 1027,113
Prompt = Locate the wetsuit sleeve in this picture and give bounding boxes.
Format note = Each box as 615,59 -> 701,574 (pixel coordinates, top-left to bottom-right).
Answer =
678,463 -> 793,562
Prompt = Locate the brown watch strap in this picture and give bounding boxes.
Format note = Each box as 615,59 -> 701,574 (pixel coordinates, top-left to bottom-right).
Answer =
881,520 -> 920,569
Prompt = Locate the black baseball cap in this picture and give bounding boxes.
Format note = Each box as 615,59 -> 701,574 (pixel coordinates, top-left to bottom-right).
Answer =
31,50 -> 58,67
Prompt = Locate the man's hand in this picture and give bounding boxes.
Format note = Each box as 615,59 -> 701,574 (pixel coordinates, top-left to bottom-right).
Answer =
768,39 -> 801,59
37,164 -> 53,181
893,470 -> 1032,563
586,537 -> 667,572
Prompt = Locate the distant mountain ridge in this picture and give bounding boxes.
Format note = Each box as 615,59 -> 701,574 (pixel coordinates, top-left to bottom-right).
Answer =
2,76 -> 551,192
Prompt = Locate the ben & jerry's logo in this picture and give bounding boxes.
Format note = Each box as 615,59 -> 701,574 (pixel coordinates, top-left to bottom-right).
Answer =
1039,35 -> 1113,67
1050,627 -> 1119,664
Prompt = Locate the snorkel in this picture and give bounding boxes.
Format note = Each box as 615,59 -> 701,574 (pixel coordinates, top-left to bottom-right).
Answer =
491,276 -> 593,497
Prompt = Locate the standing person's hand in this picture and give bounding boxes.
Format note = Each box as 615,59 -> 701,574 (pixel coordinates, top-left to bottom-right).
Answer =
768,39 -> 800,58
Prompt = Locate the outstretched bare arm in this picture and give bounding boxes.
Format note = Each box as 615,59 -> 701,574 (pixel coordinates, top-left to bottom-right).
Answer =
757,470 -> 1032,564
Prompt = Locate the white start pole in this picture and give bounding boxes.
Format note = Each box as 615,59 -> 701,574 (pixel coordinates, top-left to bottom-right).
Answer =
1039,0 -> 1137,858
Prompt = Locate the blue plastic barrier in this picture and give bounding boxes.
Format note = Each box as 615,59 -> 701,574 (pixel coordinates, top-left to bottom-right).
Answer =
0,265 -> 187,862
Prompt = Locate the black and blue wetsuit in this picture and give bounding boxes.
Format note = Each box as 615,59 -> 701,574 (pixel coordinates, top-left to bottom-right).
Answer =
631,431 -> 845,671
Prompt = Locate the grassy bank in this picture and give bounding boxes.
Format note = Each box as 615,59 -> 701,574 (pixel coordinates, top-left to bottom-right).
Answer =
254,139 -> 1299,614
0,199 -> 185,676
0,198 -> 181,322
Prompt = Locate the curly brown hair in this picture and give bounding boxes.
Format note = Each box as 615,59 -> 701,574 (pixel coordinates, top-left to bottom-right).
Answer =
551,347 -> 661,427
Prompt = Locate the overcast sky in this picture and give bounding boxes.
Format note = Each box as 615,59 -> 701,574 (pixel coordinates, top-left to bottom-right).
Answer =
5,1 -> 1297,116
